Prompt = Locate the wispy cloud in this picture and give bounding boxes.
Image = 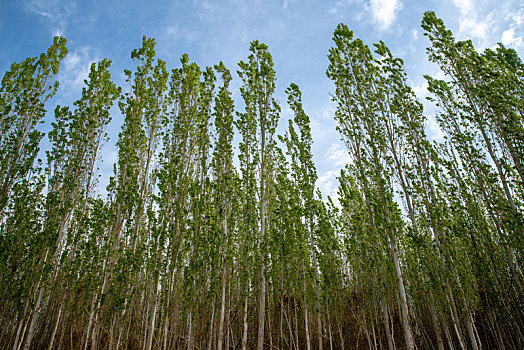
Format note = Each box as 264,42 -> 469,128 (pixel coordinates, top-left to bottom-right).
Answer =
328,0 -> 367,23
452,0 -> 494,44
165,25 -> 200,43
57,46 -> 99,97
502,6 -> 524,50
412,80 -> 428,99
327,0 -> 401,31
326,143 -> 351,168
369,0 -> 402,31
24,0 -> 76,36
317,169 -> 340,200
501,28 -> 523,49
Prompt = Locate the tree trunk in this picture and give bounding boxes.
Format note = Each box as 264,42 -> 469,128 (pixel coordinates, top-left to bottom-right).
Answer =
257,121 -> 267,350
48,305 -> 62,350
302,260 -> 311,350
145,279 -> 159,350
242,293 -> 249,350
381,300 -> 394,350
217,263 -> 227,350
389,238 -> 414,350
429,290 -> 445,350
23,282 -> 46,350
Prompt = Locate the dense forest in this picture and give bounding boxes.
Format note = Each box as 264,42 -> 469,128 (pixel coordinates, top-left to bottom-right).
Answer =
0,11 -> 523,350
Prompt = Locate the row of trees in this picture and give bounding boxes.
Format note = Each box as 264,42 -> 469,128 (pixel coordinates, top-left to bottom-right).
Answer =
0,11 -> 522,349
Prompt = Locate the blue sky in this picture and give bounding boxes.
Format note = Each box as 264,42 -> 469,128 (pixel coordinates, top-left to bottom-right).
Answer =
1,0 -> 523,199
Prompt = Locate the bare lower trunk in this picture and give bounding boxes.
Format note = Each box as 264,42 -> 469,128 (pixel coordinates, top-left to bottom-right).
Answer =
12,319 -> 25,350
444,323 -> 455,350
23,283 -> 46,350
187,310 -> 193,350
466,313 -> 480,350
83,293 -> 97,350
242,294 -> 249,350
217,264 -> 227,350
381,301 -> 394,350
292,286 -> 300,349
429,289 -> 445,350
302,260 -> 311,350
310,241 -> 323,350
207,296 -> 216,350
48,306 -> 62,350
145,280 -> 159,350
446,284 -> 466,350
389,239 -> 414,350
13,300 -> 30,350
257,265 -> 266,350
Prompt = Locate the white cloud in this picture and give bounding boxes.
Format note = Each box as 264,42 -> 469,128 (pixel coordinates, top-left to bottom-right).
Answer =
165,25 -> 200,43
460,18 -> 490,42
328,0 -> 365,20
452,0 -> 474,13
507,10 -> 524,26
412,80 -> 428,99
310,103 -> 336,144
58,47 -> 99,96
196,0 -> 221,22
411,29 -> 419,41
326,143 -> 351,168
370,0 -> 402,31
501,28 -> 523,49
25,0 -> 76,36
317,169 -> 340,200
426,114 -> 444,143
452,0 -> 494,44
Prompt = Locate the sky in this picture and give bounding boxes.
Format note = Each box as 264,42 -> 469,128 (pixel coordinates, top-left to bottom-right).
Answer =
1,0 -> 523,199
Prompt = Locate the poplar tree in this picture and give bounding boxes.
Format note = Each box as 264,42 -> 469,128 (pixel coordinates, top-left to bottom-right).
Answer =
237,40 -> 280,350
212,62 -> 236,350
90,36 -> 167,348
327,23 -> 415,350
283,83 -> 323,350
0,36 -> 67,215
2,14 -> 524,350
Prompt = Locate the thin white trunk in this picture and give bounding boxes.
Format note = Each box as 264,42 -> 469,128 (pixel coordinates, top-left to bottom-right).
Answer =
22,283 -> 46,350
47,306 -> 62,350
217,263 -> 227,350
429,290 -> 445,350
257,98 -> 268,350
187,310 -> 193,350
302,260 -> 311,350
389,239 -> 414,350
444,322 -> 455,350
163,314 -> 169,350
446,286 -> 466,350
309,232 -> 323,350
83,292 -> 97,350
208,296 -> 216,350
466,314 -> 479,350
12,299 -> 29,350
242,294 -> 249,350
381,301 -> 394,350
145,280 -> 159,350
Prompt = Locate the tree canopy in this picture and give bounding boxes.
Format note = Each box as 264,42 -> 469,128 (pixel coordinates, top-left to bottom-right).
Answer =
0,11 -> 523,350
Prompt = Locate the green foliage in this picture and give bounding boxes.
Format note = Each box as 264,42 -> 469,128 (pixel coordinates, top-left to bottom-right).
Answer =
1,16 -> 523,350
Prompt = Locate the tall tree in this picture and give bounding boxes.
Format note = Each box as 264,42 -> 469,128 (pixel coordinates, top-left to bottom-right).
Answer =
237,40 -> 280,350
283,83 -> 323,350
327,23 -> 415,350
91,36 -> 167,348
212,61 -> 236,350
0,36 -> 67,215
